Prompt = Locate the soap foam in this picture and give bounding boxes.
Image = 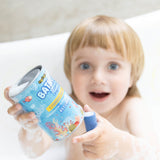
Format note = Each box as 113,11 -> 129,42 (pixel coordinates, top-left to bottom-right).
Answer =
9,82 -> 29,97
9,68 -> 40,97
19,128 -> 42,158
125,137 -> 158,160
24,146 -> 38,158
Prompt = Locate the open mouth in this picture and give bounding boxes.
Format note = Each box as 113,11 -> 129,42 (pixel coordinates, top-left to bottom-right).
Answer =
89,92 -> 110,98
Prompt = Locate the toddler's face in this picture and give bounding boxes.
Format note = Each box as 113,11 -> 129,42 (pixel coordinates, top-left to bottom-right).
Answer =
71,47 -> 132,116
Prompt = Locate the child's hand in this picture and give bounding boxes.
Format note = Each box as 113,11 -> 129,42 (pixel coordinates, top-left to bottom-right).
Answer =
4,87 -> 39,130
72,105 -> 120,159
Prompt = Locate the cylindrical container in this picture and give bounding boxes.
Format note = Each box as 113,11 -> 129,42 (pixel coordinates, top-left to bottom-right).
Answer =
9,65 -> 84,141
84,112 -> 97,132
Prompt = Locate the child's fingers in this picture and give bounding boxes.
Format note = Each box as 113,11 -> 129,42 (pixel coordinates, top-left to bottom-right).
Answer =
83,150 -> 98,159
84,104 -> 103,123
4,87 -> 15,104
17,112 -> 39,129
73,104 -> 106,144
8,103 -> 38,129
19,118 -> 39,129
16,112 -> 36,122
7,103 -> 22,116
72,125 -> 101,143
82,143 -> 95,152
83,104 -> 93,112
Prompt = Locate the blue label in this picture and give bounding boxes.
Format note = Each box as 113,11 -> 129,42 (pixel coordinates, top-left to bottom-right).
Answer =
12,66 -> 84,141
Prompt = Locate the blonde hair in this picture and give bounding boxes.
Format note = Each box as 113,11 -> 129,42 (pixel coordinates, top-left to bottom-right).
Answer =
64,15 -> 144,97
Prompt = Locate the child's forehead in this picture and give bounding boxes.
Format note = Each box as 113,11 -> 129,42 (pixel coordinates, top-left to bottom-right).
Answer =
72,47 -> 126,61
69,27 -> 132,62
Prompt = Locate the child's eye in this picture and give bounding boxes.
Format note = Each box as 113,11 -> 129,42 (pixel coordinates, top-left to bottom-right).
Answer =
108,63 -> 119,70
80,63 -> 90,70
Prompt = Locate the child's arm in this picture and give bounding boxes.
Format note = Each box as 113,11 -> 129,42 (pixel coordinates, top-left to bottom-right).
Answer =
18,126 -> 52,158
4,87 -> 53,158
72,104 -> 160,160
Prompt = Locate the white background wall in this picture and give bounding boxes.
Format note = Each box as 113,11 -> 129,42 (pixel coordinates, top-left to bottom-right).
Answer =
0,0 -> 160,42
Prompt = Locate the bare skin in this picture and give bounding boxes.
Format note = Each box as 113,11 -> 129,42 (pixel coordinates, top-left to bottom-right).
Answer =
4,87 -> 52,157
5,87 -> 160,159
66,98 -> 160,160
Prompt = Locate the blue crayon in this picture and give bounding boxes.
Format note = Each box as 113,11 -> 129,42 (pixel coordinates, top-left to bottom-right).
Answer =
84,112 -> 97,132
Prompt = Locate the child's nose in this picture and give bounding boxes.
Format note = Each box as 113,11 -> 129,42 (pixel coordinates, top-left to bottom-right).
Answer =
91,69 -> 107,85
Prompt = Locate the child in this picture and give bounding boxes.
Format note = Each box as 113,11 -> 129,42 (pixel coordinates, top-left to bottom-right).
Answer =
5,15 -> 160,160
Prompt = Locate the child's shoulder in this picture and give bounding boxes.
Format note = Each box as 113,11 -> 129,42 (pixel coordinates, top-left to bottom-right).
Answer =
122,96 -> 145,111
107,97 -> 145,132
119,96 -> 146,121
123,96 -> 150,126
123,97 -> 156,138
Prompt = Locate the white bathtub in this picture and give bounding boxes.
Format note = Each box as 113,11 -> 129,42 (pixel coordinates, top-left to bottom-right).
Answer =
0,10 -> 160,160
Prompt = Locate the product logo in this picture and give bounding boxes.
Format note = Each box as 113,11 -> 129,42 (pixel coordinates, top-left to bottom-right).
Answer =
38,73 -> 46,84
37,79 -> 53,99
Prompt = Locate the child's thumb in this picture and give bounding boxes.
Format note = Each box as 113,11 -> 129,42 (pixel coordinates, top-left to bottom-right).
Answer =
83,104 -> 102,122
4,87 -> 15,104
84,104 -> 93,112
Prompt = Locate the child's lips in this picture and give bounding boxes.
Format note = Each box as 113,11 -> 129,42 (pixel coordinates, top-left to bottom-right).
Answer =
89,91 -> 110,101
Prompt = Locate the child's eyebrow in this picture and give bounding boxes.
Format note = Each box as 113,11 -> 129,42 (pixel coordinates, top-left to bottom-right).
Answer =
74,56 -> 88,62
